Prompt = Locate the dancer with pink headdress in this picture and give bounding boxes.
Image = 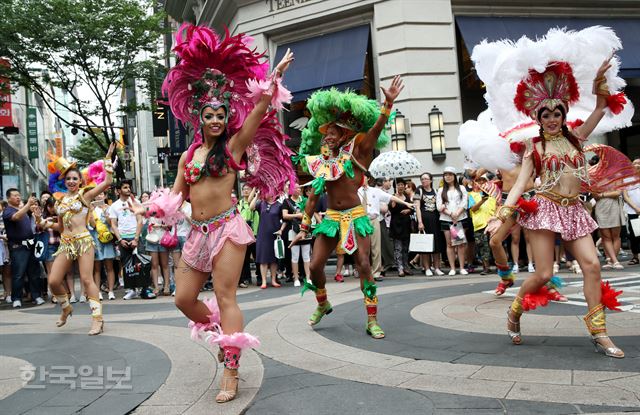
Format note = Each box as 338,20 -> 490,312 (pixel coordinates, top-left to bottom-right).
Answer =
131,24 -> 296,403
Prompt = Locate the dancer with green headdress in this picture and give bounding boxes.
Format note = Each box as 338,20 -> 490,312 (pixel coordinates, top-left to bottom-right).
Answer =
290,76 -> 404,339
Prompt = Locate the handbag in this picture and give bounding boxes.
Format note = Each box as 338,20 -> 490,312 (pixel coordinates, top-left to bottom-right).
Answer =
409,231 -> 434,253
160,227 -> 178,249
274,235 -> 285,259
145,223 -> 162,244
449,222 -> 467,246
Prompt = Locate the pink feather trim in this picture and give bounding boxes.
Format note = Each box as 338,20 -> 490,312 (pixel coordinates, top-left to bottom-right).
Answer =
187,297 -> 222,341
204,330 -> 260,349
144,188 -> 185,226
87,160 -> 106,185
245,74 -> 292,111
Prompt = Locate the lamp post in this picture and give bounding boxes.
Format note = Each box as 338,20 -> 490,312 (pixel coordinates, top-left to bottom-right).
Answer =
390,110 -> 408,151
428,105 -> 446,160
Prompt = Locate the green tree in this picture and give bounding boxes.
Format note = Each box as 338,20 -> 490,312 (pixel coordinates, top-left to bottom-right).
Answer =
68,134 -> 108,168
0,0 -> 167,166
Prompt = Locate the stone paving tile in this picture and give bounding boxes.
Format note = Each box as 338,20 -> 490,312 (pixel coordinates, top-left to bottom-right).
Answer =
391,359 -> 481,377
398,373 -> 514,398
322,364 -> 420,387
470,366 -> 572,385
506,382 -> 640,406
22,406 -> 85,415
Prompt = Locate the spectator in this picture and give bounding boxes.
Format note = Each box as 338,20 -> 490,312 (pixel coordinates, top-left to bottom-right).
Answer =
255,195 -> 285,288
594,190 -> 625,269
1,189 -> 44,307
415,173 -> 445,276
88,191 -> 117,300
361,177 -> 413,281
389,179 -> 414,277
145,216 -> 172,295
39,190 -> 52,206
468,174 -> 497,275
170,201 -> 191,294
108,181 -> 146,299
238,185 -> 260,287
437,167 -> 469,276
282,184 -> 311,287
0,200 -> 11,302
376,179 -> 394,276
623,168 -> 640,265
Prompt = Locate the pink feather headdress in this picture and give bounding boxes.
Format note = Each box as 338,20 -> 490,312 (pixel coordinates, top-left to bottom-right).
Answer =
162,24 -> 296,198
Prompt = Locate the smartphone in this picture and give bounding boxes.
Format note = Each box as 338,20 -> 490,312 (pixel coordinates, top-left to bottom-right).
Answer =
31,192 -> 37,198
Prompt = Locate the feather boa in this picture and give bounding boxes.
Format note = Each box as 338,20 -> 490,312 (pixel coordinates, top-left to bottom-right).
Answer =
188,297 -> 221,341
516,198 -> 538,215
600,281 -> 623,311
522,286 -> 551,311
188,297 -> 260,349
144,188 -> 184,226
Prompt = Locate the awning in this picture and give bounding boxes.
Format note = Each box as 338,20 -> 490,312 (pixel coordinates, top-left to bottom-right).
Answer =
274,25 -> 370,102
456,17 -> 640,78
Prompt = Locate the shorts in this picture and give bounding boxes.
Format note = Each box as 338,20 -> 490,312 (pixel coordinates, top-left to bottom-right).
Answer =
145,241 -> 167,253
90,230 -> 116,261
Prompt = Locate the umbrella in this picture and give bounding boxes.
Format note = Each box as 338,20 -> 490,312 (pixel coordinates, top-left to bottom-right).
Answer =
369,151 -> 421,179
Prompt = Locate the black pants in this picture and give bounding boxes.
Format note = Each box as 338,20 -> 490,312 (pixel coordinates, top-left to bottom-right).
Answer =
10,244 -> 42,301
240,242 -> 261,285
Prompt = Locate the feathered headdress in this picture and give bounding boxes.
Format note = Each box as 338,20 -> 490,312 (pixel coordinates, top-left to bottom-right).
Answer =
472,26 -> 633,133
299,88 -> 391,157
162,23 -> 296,198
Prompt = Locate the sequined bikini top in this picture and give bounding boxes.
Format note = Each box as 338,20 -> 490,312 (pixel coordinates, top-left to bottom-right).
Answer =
531,133 -> 589,192
184,144 -> 246,185
55,192 -> 90,229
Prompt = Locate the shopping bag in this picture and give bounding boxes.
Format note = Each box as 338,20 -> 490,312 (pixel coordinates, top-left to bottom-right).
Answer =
274,235 -> 285,259
409,232 -> 434,253
449,222 -> 467,246
34,232 -> 49,261
123,248 -> 152,289
631,217 -> 640,236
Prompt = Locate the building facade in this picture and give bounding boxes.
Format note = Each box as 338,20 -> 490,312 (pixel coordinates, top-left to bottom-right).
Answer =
164,0 -> 640,180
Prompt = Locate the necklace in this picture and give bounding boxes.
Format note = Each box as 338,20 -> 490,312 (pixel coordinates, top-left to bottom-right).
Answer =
543,132 -> 564,142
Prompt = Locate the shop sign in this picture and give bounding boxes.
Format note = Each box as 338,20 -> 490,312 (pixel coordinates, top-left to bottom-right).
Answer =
265,0 -> 315,13
0,59 -> 13,128
27,107 -> 39,159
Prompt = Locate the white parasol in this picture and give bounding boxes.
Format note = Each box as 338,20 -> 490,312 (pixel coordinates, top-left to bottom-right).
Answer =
369,151 -> 421,179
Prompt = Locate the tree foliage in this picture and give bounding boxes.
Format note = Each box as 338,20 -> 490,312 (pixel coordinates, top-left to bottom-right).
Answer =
0,0 -> 167,158
68,134 -> 108,168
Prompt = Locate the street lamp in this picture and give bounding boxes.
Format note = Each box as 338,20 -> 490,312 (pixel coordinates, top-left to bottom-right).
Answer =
390,110 -> 408,151
428,105 -> 446,160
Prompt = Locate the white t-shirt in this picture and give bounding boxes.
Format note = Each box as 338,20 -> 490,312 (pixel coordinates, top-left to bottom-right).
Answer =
177,202 -> 192,238
436,186 -> 468,222
108,198 -> 139,238
624,188 -> 640,215
358,186 -> 392,220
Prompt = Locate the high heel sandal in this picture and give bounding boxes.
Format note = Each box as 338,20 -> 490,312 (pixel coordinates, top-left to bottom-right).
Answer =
494,280 -> 513,296
88,319 -> 104,336
56,305 -> 73,327
507,310 -> 522,345
215,371 -> 239,403
591,334 -> 624,358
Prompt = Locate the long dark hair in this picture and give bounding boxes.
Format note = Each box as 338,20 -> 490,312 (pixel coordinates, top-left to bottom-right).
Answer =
441,173 -> 463,205
536,105 -> 582,154
201,105 -> 230,175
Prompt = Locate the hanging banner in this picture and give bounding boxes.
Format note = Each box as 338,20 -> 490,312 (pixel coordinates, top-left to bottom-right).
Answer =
0,59 -> 13,127
27,107 -> 39,159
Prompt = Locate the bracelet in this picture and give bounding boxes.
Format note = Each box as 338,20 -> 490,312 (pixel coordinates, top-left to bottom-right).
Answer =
300,222 -> 311,233
380,105 -> 391,117
593,76 -> 610,96
105,167 -> 114,174
496,205 -> 517,223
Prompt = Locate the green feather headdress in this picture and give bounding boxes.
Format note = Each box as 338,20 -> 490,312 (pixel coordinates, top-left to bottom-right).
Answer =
299,88 -> 391,157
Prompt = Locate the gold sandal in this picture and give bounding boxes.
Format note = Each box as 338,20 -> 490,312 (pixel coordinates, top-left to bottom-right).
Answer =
591,334 -> 624,358
88,319 -> 104,336
56,305 -> 73,327
215,371 -> 239,403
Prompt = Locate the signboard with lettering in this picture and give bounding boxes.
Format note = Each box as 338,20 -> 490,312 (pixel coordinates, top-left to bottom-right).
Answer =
26,107 -> 39,159
0,59 -> 13,127
266,0 -> 316,12
152,103 -> 169,137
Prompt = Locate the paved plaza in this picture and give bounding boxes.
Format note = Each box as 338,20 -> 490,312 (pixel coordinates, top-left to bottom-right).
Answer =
2,268 -> 640,415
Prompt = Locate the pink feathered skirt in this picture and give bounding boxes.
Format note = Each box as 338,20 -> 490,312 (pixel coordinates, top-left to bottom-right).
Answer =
182,207 -> 255,273
518,195 -> 598,241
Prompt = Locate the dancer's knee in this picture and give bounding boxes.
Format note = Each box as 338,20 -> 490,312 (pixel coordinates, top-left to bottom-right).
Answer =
580,257 -> 600,275
174,293 -> 197,313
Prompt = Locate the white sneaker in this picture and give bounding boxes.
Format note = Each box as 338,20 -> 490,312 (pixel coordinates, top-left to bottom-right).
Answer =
98,292 -> 103,301
35,297 -> 45,305
171,291 -> 175,297
79,295 -> 87,303
460,269 -> 469,275
528,263 -> 535,273
435,269 -> 444,276
448,269 -> 456,276
553,262 -> 560,273
108,291 -> 116,300
5,295 -> 12,304
294,279 -> 301,287
69,295 -> 78,303
123,289 -> 139,300
12,300 -> 21,308
425,269 -> 433,276
512,265 -> 519,274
